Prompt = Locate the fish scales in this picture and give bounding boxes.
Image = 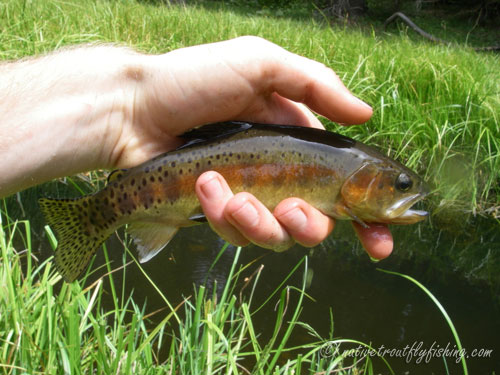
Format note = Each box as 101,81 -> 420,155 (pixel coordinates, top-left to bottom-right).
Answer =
104,132 -> 347,226
39,121 -> 428,282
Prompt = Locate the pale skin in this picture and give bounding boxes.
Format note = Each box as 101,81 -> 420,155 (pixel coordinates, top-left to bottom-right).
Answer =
0,36 -> 393,259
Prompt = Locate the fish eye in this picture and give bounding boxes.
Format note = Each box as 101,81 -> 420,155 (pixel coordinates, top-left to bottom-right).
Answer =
395,173 -> 413,192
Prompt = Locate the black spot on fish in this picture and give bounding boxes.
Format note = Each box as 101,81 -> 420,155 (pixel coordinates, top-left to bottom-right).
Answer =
179,169 -> 183,175
207,160 -> 212,166
110,190 -> 115,198
131,178 -> 135,186
150,176 -> 155,183
123,193 -> 128,200
164,170 -> 169,178
196,162 -> 200,169
158,176 -> 163,182
142,178 -> 147,187
237,155 -> 241,160
145,167 -> 150,173
157,166 -> 162,172
171,162 -> 176,168
120,184 -> 124,191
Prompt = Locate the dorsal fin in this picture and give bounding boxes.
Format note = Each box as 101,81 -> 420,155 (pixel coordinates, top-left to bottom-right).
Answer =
177,121 -> 252,150
180,121 -> 252,140
177,121 -> 356,151
107,168 -> 128,183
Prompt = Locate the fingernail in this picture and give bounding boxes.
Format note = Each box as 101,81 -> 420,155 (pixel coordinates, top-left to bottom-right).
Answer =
200,176 -> 223,200
353,96 -> 372,110
230,199 -> 259,228
277,206 -> 307,231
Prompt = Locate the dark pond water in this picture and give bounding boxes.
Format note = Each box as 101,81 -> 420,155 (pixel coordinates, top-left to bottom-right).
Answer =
7,189 -> 499,374
77,218 -> 499,374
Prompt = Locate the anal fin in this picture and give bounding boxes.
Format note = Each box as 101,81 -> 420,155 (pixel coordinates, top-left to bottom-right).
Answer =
127,222 -> 179,263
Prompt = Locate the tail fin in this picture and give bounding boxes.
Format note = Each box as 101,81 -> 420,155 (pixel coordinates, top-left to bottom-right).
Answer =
39,197 -> 108,282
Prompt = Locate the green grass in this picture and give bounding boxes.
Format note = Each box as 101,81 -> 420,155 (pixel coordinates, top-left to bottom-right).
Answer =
1,210 -> 391,374
0,0 -> 498,217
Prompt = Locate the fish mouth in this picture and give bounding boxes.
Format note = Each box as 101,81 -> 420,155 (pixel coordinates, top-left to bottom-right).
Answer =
386,193 -> 428,224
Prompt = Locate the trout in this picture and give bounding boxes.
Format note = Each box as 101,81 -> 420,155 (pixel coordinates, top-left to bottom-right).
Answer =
39,121 -> 428,282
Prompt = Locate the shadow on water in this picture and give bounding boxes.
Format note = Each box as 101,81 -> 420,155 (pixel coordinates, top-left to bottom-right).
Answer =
5,186 -> 500,374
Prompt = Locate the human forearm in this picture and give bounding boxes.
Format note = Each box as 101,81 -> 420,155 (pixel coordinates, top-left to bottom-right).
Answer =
0,46 -> 142,197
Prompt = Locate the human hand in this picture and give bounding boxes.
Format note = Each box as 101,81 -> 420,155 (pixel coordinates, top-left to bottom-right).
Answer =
102,36 -> 390,259
0,36 -> 392,259
107,36 -> 373,167
112,36 -> 391,259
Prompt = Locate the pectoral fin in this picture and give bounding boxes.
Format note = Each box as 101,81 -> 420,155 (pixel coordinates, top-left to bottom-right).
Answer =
189,213 -> 208,223
127,222 -> 179,263
343,206 -> 369,228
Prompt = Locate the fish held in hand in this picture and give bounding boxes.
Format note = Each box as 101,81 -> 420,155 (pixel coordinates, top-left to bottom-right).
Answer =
39,121 -> 429,282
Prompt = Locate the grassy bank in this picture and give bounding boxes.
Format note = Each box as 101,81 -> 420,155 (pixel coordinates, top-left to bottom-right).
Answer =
1,0 -> 498,216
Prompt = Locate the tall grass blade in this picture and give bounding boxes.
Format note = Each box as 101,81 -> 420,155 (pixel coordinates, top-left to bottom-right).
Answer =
378,268 -> 468,375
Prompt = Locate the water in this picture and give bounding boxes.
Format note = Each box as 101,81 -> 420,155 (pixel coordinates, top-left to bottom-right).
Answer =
10,190 -> 499,374
78,218 -> 499,374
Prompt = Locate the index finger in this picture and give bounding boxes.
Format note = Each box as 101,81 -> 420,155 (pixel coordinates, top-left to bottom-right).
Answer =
236,37 -> 372,125
270,54 -> 372,125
